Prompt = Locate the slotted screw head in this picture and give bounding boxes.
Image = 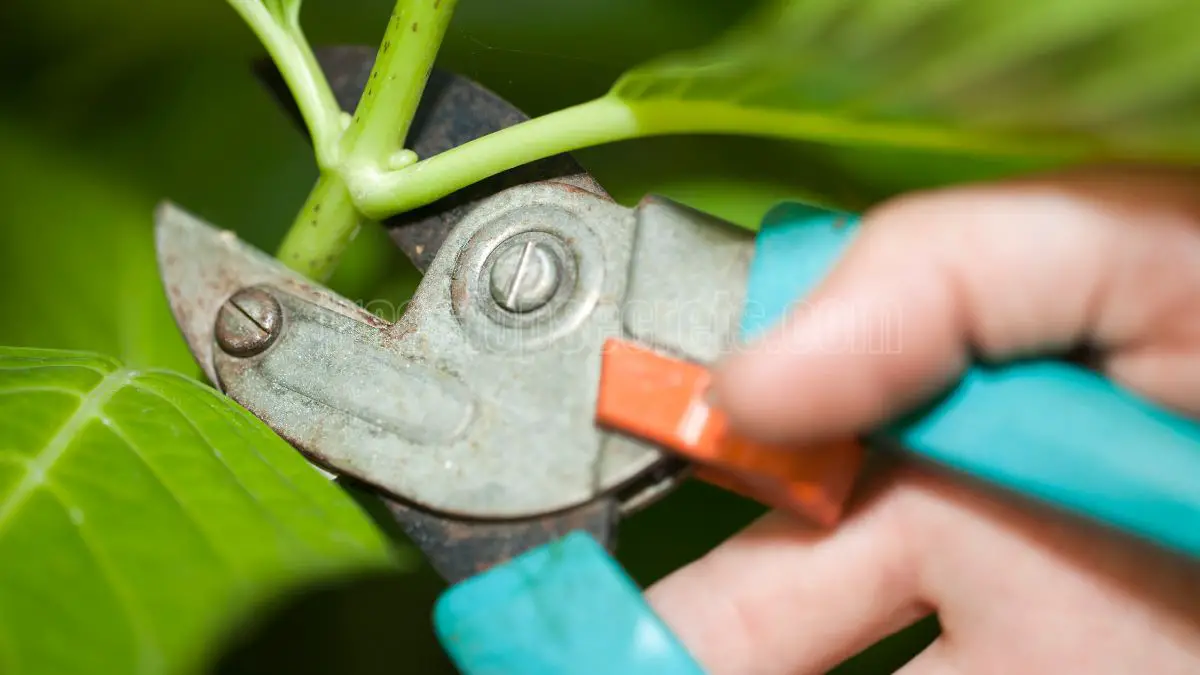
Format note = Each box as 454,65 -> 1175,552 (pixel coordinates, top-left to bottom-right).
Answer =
488,240 -> 562,313
215,287 -> 282,357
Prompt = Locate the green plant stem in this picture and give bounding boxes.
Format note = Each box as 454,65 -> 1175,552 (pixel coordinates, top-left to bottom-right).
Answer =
340,0 -> 458,167
226,1 -> 342,168
276,174 -> 364,281
350,96 -> 1100,219
276,0 -> 457,280
350,97 -> 640,218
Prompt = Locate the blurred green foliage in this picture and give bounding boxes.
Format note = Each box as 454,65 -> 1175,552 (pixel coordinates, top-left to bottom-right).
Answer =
0,0 -> 945,671
613,0 -> 1200,162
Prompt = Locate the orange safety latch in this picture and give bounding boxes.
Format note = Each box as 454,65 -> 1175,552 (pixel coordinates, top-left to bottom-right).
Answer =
595,338 -> 866,527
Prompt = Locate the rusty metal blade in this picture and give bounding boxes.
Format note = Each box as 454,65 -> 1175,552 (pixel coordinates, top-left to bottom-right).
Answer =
154,202 -> 380,385
253,45 -> 608,272
153,207 -> 625,557
154,156 -> 621,585
154,50 -> 627,583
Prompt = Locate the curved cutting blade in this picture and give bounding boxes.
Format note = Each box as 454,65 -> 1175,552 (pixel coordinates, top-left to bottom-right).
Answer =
153,200 -> 631,582
153,201 -> 384,386
156,52 -> 640,582
254,46 -> 608,272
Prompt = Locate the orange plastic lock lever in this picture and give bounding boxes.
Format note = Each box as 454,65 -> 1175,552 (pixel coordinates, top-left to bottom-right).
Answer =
595,338 -> 866,527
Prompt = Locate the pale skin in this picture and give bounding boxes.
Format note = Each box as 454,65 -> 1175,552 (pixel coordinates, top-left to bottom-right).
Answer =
646,167 -> 1200,674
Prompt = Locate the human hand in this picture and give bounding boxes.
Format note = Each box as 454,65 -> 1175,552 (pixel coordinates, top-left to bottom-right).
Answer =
647,167 -> 1200,675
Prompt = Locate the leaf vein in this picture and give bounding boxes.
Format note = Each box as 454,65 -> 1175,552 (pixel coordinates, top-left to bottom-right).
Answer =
176,376 -> 337,521
0,385 -> 85,399
0,369 -> 133,534
0,363 -> 109,376
127,378 -> 315,558
97,415 -> 248,588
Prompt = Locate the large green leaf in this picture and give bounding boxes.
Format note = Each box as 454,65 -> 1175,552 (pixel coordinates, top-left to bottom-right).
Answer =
0,347 -> 397,675
611,0 -> 1200,162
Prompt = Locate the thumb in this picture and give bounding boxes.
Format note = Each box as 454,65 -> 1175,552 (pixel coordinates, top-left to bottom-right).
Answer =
712,167 -> 1200,444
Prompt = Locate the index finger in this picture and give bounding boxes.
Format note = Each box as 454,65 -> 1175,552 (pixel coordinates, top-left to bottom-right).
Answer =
712,167 -> 1200,443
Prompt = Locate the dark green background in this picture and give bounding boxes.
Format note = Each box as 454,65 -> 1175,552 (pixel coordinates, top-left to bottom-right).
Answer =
0,1 -> 954,671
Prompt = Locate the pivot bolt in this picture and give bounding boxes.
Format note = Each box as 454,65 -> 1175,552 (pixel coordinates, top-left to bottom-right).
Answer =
215,287 -> 282,357
488,240 -> 562,313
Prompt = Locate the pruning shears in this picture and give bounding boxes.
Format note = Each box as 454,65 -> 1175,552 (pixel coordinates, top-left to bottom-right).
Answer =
155,47 -> 1200,675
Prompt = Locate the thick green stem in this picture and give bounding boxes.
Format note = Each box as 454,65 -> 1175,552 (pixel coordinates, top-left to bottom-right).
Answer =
276,0 -> 457,279
340,0 -> 458,168
276,174 -> 365,281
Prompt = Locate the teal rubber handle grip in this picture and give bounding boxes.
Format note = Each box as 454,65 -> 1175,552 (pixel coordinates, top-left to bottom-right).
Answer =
434,531 -> 707,674
744,203 -> 1200,558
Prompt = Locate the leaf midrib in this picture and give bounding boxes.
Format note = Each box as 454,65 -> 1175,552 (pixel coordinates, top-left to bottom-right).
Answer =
0,368 -> 135,532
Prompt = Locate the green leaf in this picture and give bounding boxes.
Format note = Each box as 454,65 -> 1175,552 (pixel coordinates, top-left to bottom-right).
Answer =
0,347 -> 397,675
610,0 -> 1200,161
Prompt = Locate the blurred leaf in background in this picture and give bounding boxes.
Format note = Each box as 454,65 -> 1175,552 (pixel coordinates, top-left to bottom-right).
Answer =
0,0 -> 957,672
609,0 -> 1200,161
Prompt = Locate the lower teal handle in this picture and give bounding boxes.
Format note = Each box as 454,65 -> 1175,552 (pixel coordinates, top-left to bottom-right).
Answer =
434,531 -> 707,674
744,203 -> 1200,558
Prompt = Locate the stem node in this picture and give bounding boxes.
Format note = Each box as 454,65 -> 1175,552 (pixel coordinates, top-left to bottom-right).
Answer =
276,0 -> 459,279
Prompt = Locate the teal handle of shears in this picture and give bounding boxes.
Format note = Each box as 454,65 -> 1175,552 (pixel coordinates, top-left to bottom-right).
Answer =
434,532 -> 707,674
745,203 -> 1200,558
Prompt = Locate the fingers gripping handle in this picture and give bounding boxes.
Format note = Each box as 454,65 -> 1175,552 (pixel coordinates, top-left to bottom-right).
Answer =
431,203 -> 1200,675
747,203 -> 1200,559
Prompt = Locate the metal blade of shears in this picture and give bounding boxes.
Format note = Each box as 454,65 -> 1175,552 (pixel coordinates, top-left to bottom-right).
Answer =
155,198 -> 636,582
157,48 -> 656,582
